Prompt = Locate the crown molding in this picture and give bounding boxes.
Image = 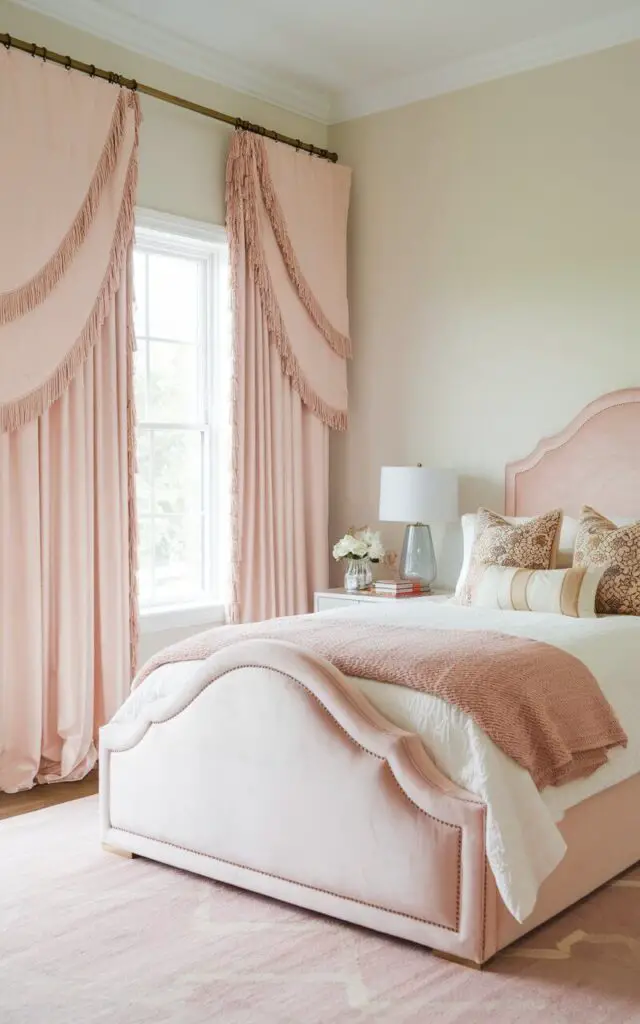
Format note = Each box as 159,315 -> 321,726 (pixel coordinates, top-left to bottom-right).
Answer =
11,0 -> 640,127
10,0 -> 334,122
331,5 -> 640,122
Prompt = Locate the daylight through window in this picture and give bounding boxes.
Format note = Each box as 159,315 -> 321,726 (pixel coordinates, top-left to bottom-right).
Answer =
133,215 -> 230,610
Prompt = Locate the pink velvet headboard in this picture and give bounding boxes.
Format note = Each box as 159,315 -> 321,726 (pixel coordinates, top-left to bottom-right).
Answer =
505,388 -> 640,518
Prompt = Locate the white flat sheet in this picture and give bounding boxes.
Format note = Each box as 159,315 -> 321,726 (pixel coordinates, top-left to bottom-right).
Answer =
114,600 -> 640,922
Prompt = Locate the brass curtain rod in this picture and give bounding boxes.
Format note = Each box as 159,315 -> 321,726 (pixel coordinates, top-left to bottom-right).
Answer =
0,32 -> 338,163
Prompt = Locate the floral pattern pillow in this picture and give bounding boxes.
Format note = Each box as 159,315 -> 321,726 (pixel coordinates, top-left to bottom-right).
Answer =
458,507 -> 563,605
573,506 -> 640,615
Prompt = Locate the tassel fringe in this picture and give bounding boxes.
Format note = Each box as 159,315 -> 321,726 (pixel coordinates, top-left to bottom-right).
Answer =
0,95 -> 141,434
226,137 -> 348,432
126,254 -> 139,677
0,91 -> 138,325
249,135 -> 352,359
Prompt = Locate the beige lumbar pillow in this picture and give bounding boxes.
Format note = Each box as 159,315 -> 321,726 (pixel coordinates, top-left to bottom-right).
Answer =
469,564 -> 602,617
458,507 -> 563,605
573,506 -> 640,615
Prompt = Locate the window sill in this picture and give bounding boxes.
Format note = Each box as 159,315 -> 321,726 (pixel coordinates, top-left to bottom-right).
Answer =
139,602 -> 226,634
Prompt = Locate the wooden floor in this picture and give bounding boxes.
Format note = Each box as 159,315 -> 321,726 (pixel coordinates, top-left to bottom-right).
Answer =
0,771 -> 98,821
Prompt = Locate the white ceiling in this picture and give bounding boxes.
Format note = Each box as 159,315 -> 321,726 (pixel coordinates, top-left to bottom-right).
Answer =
12,0 -> 640,122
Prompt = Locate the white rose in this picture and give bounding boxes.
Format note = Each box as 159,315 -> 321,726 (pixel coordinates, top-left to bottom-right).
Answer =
332,539 -> 347,560
368,537 -> 385,562
357,528 -> 375,547
356,528 -> 385,562
351,539 -> 369,559
332,534 -> 358,560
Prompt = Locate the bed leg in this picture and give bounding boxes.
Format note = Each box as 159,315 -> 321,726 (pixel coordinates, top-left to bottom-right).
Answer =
102,842 -> 136,859
430,949 -> 486,970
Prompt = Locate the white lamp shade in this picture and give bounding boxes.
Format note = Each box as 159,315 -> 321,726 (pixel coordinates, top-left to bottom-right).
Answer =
379,466 -> 458,523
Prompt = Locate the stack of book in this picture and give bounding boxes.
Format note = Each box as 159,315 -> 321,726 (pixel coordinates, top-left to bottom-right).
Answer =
373,579 -> 430,597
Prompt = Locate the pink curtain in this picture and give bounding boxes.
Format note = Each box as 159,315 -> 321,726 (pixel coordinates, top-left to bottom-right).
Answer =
0,49 -> 140,792
226,132 -> 351,622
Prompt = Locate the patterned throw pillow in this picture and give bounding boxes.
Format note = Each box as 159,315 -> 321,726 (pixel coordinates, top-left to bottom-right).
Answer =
458,507 -> 563,606
573,506 -> 640,615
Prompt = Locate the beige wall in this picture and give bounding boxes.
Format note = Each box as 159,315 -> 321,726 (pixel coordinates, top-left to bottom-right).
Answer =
329,42 -> 640,587
1,0 -> 327,226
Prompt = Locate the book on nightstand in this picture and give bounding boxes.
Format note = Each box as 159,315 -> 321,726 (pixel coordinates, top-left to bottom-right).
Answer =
373,579 -> 430,596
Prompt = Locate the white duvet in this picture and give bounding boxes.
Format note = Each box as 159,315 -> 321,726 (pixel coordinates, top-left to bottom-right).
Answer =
114,600 -> 640,922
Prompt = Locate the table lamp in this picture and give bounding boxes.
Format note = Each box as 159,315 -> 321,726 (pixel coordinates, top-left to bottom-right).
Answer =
379,465 -> 458,590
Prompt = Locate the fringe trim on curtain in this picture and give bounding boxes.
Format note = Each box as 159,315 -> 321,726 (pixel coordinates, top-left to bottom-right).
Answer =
226,138 -> 348,432
225,132 -> 348,623
0,91 -> 138,325
226,173 -> 243,624
125,245 -> 139,678
0,95 -> 141,434
247,134 -> 352,360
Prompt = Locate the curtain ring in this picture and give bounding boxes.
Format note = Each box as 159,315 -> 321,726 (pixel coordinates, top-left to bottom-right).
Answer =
89,64 -> 96,77
65,55 -> 72,71
295,139 -> 301,151
3,34 -> 11,50
31,42 -> 37,57
41,47 -> 48,62
131,79 -> 138,91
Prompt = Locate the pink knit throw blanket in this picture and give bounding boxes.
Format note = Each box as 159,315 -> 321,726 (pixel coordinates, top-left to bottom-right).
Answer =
134,618 -> 627,790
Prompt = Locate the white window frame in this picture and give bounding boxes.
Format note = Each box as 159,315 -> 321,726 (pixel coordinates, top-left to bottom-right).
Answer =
134,208 -> 229,634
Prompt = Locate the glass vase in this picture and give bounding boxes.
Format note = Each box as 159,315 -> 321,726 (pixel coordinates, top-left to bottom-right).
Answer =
344,559 -> 368,592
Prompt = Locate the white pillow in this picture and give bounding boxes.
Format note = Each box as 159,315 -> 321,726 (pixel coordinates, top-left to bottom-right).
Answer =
454,513 -> 578,598
469,564 -> 603,617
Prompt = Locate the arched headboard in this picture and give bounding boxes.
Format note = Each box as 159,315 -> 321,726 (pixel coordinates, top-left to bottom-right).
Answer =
505,388 -> 640,518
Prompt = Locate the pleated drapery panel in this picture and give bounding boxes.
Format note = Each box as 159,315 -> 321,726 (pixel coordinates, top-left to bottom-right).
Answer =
227,132 -> 351,622
0,47 -> 140,792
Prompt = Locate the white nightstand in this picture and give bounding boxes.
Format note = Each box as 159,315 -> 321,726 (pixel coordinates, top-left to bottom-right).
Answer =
314,587 -> 452,613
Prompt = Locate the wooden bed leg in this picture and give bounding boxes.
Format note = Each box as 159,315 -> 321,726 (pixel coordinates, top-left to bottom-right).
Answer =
430,949 -> 486,970
102,842 -> 136,859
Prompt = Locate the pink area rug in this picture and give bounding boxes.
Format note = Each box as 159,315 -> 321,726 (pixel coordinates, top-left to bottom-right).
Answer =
1,796 -> 639,1024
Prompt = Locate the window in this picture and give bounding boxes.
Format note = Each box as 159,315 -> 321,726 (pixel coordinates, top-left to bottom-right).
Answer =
133,211 -> 230,617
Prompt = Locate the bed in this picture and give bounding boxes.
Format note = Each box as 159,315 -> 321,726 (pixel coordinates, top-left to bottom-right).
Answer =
100,388 -> 640,966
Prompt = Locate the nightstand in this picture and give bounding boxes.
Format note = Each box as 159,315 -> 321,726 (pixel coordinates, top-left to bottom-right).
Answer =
314,587 -> 452,613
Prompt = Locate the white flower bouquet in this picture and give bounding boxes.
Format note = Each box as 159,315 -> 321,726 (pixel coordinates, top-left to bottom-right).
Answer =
332,527 -> 385,563
333,527 -> 385,591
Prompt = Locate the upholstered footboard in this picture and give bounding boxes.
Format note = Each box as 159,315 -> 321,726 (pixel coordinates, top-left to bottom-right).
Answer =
100,639 -> 495,964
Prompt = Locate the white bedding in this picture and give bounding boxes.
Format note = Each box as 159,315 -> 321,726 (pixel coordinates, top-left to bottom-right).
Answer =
114,600 -> 640,922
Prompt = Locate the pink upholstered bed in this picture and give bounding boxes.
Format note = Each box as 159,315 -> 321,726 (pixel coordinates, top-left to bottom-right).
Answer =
100,388 -> 640,965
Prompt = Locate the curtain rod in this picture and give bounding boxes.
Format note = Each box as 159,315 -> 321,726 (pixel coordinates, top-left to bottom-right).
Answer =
0,32 -> 338,163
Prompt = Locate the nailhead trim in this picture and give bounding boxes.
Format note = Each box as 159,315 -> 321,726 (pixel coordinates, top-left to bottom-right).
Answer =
115,826 -> 461,933
481,808 -> 488,963
381,762 -> 461,931
109,662 -> 472,935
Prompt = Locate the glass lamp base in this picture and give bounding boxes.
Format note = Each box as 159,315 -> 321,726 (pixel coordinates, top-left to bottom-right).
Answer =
399,524 -> 437,589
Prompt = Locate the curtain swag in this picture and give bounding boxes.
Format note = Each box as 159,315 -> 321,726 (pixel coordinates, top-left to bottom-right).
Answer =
0,47 -> 141,432
226,131 -> 351,432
